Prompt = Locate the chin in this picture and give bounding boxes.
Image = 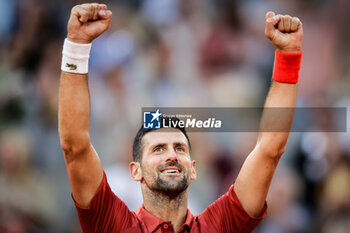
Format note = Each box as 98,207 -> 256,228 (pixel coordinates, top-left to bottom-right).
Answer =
155,176 -> 189,196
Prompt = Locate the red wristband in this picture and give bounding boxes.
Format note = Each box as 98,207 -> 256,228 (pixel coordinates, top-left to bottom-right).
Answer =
272,50 -> 302,83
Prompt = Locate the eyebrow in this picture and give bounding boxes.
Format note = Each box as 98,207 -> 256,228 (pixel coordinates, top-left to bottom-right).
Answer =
173,142 -> 188,148
149,143 -> 167,151
149,142 -> 188,150
152,143 -> 167,148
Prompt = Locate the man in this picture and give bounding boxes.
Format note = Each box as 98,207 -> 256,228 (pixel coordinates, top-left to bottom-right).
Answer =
58,3 -> 303,233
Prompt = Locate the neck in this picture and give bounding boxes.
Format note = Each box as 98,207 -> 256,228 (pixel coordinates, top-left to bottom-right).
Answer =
142,187 -> 188,233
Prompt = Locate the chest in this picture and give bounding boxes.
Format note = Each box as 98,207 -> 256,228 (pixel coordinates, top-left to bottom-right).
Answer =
119,218 -> 217,233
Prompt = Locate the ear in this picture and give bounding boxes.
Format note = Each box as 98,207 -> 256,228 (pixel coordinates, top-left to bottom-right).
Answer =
129,161 -> 142,181
190,160 -> 197,180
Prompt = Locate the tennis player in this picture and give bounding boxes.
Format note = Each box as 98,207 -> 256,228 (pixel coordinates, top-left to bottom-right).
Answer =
59,3 -> 303,233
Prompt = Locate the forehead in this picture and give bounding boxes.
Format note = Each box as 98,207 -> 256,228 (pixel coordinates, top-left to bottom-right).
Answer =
142,128 -> 188,148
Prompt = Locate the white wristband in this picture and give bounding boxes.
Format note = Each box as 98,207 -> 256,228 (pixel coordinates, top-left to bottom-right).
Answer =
61,38 -> 92,74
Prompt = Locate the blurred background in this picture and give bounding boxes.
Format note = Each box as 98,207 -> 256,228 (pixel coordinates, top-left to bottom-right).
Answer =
1,0 -> 350,232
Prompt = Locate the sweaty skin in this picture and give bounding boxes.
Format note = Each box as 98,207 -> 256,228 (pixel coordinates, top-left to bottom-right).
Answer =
58,4 -> 303,233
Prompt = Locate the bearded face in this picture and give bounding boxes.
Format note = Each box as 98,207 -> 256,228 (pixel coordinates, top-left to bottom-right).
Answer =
131,129 -> 196,197
142,160 -> 190,196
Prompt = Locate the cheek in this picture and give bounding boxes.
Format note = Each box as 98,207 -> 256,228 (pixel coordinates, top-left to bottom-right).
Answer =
142,157 -> 159,169
180,158 -> 192,171
141,159 -> 159,177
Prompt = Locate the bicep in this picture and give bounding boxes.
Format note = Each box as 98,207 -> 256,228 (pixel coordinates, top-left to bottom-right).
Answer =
234,144 -> 279,217
65,144 -> 104,208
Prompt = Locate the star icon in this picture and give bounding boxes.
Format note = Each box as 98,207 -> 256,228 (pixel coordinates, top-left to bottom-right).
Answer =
151,109 -> 162,122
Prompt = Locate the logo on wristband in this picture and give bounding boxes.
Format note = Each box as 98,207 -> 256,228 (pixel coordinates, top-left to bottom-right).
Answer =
66,63 -> 77,70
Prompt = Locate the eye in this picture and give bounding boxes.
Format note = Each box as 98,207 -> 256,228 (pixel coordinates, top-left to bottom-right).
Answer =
154,146 -> 164,152
175,146 -> 185,152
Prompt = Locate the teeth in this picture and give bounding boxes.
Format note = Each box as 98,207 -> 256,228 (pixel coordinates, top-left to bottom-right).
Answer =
162,169 -> 179,173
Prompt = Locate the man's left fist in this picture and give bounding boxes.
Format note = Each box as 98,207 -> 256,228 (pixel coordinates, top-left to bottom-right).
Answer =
265,11 -> 303,53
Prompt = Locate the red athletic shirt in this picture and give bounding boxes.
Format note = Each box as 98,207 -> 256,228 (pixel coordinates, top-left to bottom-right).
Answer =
73,172 -> 267,233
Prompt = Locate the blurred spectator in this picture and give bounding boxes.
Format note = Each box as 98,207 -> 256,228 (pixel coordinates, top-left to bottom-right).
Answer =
0,128 -> 56,232
0,0 -> 15,44
259,165 -> 310,233
7,0 -> 56,73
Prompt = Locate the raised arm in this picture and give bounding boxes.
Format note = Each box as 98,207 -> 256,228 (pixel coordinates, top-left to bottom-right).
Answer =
234,12 -> 303,217
58,3 -> 112,208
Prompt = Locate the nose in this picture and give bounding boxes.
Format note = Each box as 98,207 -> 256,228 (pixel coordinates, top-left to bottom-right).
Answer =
166,147 -> 178,162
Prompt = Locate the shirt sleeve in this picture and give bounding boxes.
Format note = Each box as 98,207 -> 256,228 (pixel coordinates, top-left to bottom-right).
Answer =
73,172 -> 136,233
200,184 -> 267,233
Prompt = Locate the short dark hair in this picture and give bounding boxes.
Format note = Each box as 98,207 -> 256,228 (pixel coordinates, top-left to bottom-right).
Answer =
132,117 -> 192,162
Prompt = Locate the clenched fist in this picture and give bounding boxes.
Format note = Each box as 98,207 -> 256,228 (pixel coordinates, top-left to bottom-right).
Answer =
265,11 -> 303,53
67,3 -> 112,44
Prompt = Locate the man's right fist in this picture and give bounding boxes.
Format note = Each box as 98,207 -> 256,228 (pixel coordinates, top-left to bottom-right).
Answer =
67,3 -> 112,44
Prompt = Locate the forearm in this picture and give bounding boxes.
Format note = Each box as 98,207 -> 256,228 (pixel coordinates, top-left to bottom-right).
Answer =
257,81 -> 297,157
58,71 -> 91,156
256,46 -> 302,156
234,81 -> 298,217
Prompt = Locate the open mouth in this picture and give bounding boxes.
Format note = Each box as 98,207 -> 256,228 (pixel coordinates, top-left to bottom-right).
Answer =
160,167 -> 181,174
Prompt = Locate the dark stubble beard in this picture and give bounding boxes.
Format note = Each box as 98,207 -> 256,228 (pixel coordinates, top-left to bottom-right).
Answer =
144,161 -> 190,198
154,173 -> 189,197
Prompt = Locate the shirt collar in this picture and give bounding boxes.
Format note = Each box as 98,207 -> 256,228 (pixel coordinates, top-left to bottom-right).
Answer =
136,204 -> 194,232
181,209 -> 194,231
